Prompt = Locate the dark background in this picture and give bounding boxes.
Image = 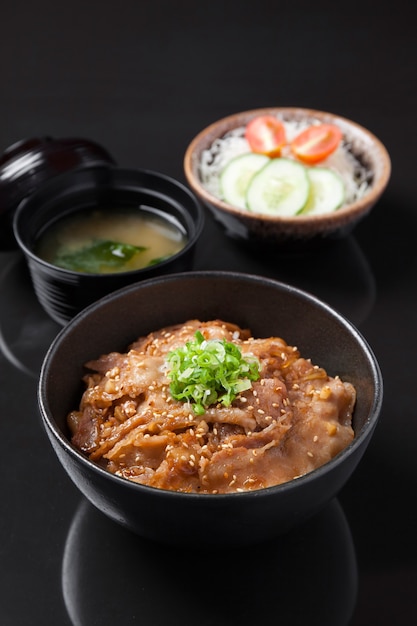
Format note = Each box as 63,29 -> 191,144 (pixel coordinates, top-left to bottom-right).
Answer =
1,1 -> 416,624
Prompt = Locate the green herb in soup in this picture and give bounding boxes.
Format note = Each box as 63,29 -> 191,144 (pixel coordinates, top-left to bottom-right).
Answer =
53,240 -> 148,273
36,207 -> 187,274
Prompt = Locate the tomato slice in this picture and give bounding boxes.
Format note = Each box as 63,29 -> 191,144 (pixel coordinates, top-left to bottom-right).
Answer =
291,123 -> 343,164
245,115 -> 287,157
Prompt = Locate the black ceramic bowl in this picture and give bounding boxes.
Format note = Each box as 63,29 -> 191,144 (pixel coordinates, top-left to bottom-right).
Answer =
38,271 -> 383,547
13,165 -> 204,325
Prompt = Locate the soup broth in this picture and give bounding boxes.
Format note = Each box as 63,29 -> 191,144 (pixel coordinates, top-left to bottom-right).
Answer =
36,206 -> 187,274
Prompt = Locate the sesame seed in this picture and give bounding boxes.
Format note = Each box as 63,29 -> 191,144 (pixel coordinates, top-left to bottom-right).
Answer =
313,435 -> 318,442
320,386 -> 332,400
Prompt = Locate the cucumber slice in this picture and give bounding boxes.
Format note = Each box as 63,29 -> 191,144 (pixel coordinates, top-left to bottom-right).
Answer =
301,167 -> 345,215
220,153 -> 270,209
246,158 -> 310,216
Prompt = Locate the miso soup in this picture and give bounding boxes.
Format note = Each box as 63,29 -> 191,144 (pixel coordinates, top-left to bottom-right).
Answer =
36,206 -> 187,274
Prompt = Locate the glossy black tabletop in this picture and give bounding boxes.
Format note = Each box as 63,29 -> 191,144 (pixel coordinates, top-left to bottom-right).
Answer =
1,2 -> 416,624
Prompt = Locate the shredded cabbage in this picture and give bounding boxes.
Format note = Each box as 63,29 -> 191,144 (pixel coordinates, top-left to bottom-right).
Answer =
199,117 -> 371,207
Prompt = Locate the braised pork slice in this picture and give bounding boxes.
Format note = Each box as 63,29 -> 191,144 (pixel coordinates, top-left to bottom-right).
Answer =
67,319 -> 355,493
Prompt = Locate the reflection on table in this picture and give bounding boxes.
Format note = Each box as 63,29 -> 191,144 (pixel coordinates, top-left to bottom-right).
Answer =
62,497 -> 357,626
194,216 -> 376,329
0,252 -> 61,378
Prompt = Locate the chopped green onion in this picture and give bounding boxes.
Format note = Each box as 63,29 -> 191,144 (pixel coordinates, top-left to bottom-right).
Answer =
166,330 -> 260,414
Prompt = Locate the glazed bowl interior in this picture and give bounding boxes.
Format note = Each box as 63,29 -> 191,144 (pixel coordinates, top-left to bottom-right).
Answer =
13,165 -> 204,325
39,271 -> 383,546
184,107 -> 391,243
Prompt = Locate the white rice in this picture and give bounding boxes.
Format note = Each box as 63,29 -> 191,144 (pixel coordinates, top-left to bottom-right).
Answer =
199,118 -> 371,207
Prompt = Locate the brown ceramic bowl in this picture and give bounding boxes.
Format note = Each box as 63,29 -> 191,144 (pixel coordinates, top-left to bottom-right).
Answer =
184,107 -> 391,244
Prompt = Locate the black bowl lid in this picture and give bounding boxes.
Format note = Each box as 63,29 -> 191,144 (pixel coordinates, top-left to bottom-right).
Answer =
0,136 -> 116,249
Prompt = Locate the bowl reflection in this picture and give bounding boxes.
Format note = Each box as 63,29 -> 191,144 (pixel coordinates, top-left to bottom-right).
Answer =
194,215 -> 376,328
62,497 -> 357,626
0,253 -> 60,378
